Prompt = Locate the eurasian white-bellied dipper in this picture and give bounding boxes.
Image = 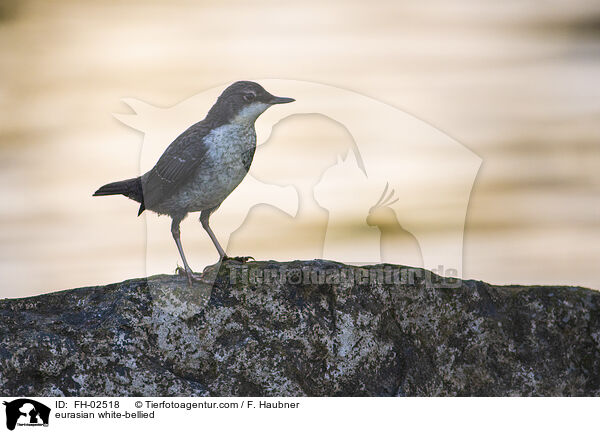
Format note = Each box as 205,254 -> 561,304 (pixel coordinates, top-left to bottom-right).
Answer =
93,81 -> 295,285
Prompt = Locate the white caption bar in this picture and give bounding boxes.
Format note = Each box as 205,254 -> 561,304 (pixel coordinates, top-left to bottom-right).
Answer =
0,397 -> 596,433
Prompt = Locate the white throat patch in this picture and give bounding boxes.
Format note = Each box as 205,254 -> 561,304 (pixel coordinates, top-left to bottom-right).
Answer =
232,102 -> 270,125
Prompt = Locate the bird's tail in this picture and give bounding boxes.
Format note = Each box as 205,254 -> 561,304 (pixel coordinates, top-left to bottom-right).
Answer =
93,177 -> 145,214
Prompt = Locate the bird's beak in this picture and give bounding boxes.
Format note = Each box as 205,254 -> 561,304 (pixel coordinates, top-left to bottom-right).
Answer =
269,95 -> 295,104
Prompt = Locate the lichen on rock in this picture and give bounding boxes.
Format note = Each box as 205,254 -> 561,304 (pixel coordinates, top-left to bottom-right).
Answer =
0,260 -> 598,396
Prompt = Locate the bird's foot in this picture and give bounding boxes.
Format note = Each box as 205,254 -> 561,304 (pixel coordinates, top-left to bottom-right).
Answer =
221,255 -> 255,263
175,266 -> 201,286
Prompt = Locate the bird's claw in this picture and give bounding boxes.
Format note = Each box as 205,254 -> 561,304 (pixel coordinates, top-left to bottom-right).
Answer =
221,255 -> 255,263
176,266 -> 201,286
175,266 -> 186,276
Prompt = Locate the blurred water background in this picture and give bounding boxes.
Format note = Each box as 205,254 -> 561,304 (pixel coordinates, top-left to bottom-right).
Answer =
0,0 -> 599,297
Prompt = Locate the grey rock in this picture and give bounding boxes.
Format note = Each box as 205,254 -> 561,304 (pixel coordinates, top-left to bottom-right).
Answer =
0,260 -> 599,396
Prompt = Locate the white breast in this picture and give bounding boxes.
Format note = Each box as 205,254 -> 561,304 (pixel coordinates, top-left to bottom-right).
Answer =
166,123 -> 257,214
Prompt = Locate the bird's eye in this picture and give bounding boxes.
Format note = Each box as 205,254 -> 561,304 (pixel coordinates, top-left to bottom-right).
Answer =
243,93 -> 255,102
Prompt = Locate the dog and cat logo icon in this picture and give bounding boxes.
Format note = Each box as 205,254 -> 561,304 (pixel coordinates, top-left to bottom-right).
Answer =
3,399 -> 50,430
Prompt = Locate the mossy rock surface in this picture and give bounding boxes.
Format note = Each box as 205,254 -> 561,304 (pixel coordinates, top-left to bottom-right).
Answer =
1,260 -> 599,396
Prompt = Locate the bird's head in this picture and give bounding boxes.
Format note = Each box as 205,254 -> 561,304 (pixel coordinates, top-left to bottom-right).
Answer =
207,81 -> 295,125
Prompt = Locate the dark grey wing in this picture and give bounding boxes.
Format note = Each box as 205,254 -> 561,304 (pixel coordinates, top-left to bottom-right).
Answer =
142,121 -> 211,210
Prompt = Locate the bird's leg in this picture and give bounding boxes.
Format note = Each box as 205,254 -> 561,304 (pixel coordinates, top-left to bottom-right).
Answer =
171,218 -> 197,285
199,210 -> 255,263
200,209 -> 226,260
